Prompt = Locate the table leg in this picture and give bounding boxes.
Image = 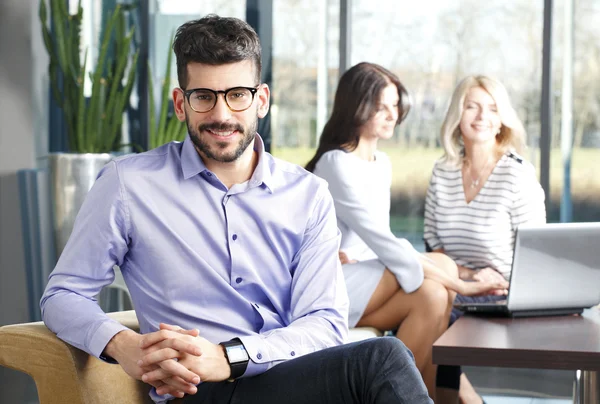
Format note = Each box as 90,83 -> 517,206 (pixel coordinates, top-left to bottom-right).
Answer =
573,370 -> 599,404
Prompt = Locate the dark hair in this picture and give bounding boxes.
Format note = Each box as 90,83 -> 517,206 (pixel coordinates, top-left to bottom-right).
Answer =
305,62 -> 410,172
173,14 -> 262,88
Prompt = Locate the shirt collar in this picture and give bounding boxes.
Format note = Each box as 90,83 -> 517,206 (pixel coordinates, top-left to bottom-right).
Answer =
180,133 -> 274,193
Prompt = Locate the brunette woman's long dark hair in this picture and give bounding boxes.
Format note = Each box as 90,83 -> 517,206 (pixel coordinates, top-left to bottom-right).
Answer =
305,62 -> 411,172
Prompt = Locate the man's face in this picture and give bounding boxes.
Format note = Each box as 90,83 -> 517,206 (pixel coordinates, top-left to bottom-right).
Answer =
173,60 -> 270,163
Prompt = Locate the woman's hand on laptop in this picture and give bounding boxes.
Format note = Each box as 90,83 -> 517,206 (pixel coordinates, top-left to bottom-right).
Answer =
459,275 -> 509,296
473,268 -> 508,285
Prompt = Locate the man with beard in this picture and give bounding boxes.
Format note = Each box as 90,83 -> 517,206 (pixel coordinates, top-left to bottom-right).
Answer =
40,14 -> 431,404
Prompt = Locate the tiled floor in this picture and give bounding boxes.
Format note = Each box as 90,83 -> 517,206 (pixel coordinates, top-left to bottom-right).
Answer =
483,396 -> 570,404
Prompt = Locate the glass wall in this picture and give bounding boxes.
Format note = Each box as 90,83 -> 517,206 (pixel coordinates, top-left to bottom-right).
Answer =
350,0 -> 543,248
149,0 -> 247,91
54,0 -> 599,233
551,0 -> 600,223
270,0 -> 340,160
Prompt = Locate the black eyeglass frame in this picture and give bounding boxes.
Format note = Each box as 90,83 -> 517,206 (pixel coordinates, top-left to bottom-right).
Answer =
183,86 -> 260,113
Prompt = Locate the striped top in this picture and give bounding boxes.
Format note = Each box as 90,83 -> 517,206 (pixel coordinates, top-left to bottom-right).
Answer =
424,153 -> 546,279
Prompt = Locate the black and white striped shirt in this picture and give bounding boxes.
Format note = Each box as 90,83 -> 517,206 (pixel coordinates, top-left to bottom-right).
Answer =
424,153 -> 546,279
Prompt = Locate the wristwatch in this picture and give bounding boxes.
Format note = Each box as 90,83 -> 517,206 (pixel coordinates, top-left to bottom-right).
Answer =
219,338 -> 249,381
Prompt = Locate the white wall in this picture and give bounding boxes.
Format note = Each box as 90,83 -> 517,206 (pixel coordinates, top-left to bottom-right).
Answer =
0,0 -> 47,402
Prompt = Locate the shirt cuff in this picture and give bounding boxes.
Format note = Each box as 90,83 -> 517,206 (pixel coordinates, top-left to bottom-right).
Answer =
401,267 -> 424,294
89,319 -> 130,361
237,335 -> 277,378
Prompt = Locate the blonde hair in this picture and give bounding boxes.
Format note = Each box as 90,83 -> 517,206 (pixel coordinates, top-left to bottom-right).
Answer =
440,75 -> 526,167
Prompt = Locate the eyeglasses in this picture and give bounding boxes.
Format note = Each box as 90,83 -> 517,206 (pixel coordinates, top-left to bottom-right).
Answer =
183,86 -> 259,113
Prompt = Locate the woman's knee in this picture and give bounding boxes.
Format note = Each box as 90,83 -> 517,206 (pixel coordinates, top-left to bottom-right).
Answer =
415,279 -> 450,315
426,253 -> 459,279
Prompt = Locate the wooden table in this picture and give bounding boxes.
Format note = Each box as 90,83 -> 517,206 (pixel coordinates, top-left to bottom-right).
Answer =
432,309 -> 600,403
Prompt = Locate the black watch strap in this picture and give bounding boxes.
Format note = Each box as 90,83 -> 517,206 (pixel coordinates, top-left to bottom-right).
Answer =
220,338 -> 249,380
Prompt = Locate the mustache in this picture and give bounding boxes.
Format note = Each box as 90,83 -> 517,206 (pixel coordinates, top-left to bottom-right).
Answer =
198,122 -> 244,133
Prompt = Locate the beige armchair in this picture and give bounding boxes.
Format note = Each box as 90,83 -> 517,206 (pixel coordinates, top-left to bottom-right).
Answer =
0,311 -> 382,404
0,311 -> 152,404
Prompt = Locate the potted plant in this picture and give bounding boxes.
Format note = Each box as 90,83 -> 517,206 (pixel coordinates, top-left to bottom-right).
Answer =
39,0 -> 139,256
148,36 -> 187,149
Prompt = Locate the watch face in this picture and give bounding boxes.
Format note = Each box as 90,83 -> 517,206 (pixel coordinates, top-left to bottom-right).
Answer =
226,344 -> 249,363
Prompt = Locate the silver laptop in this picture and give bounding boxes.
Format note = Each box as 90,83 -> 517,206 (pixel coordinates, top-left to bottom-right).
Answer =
454,222 -> 600,318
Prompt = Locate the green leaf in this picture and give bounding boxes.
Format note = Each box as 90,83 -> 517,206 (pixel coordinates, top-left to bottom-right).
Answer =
76,48 -> 89,153
106,50 -> 139,151
39,0 -> 139,153
148,62 -> 157,149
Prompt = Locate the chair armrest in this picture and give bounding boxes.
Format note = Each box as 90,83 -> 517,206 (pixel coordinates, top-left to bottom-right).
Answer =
0,310 -> 152,404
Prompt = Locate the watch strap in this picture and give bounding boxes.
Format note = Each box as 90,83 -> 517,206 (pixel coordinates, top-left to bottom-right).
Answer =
220,338 -> 249,380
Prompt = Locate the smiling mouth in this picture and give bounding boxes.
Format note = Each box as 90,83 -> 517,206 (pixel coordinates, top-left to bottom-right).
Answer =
207,129 -> 238,138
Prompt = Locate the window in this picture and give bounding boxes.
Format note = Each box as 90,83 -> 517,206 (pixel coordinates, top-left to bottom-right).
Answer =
270,0 -> 340,163
551,0 -> 600,223
351,0 -> 543,248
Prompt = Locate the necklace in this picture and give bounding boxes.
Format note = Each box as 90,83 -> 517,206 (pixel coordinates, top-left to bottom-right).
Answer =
464,157 -> 495,189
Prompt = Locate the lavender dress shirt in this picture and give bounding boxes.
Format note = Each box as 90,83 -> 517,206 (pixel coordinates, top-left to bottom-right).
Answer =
41,135 -> 349,401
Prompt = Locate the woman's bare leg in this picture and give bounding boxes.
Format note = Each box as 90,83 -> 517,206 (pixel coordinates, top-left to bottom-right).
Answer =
424,253 -> 482,404
356,253 -> 459,400
459,373 -> 484,404
357,271 -> 451,400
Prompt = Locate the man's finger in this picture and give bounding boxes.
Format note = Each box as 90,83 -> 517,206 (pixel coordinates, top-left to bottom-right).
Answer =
141,339 -> 201,363
156,376 -> 198,397
157,357 -> 200,383
143,366 -> 200,386
160,323 -> 200,337
140,329 -> 178,349
140,347 -> 181,366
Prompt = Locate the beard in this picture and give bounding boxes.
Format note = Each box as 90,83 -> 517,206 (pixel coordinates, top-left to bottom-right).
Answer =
186,115 -> 258,163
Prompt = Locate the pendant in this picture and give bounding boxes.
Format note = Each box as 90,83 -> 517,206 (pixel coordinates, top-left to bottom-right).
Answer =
470,179 -> 479,189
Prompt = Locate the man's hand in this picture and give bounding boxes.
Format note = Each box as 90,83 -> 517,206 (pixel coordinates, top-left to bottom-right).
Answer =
103,328 -> 201,398
138,324 -> 232,397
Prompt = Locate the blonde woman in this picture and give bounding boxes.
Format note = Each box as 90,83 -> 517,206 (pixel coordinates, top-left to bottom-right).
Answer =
425,75 -> 546,403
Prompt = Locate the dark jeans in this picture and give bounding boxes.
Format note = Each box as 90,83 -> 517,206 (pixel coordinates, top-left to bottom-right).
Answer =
176,337 -> 432,404
436,293 -> 505,389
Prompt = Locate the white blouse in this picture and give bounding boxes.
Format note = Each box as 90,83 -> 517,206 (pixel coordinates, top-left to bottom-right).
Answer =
424,153 -> 546,279
313,149 -> 424,294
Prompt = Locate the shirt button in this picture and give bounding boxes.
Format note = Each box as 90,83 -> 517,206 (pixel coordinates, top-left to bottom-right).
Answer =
206,172 -> 212,177
232,234 -> 238,241
290,351 -> 296,357
257,353 -> 262,360
236,277 -> 243,284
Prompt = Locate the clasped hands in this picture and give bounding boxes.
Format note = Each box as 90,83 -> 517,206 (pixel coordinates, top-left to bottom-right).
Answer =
105,323 -> 231,399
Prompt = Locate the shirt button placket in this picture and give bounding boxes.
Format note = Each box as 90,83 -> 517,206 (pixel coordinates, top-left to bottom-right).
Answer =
231,232 -> 239,286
